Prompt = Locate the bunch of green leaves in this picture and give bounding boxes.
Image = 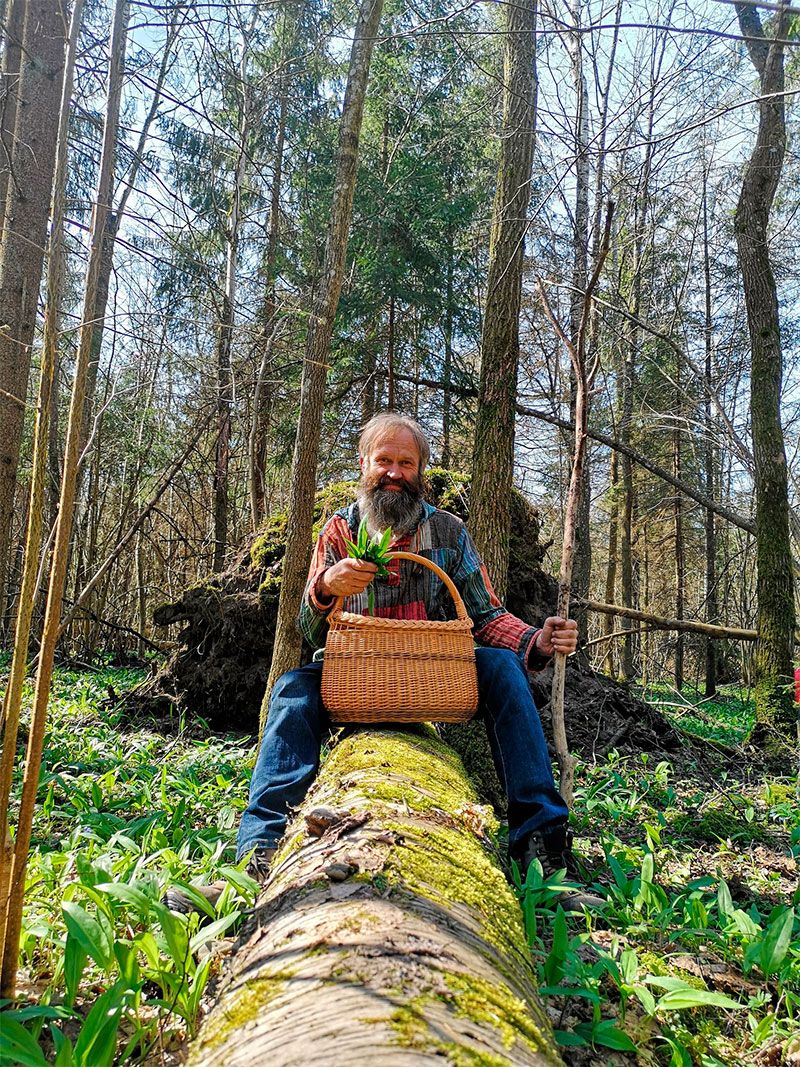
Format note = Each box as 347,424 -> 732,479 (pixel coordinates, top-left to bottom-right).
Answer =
344,518 -> 393,615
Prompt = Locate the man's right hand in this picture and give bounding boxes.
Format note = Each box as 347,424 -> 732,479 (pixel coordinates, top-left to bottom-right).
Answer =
318,558 -> 378,599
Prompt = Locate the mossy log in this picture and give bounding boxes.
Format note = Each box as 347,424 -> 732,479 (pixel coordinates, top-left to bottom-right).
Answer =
189,728 -> 564,1067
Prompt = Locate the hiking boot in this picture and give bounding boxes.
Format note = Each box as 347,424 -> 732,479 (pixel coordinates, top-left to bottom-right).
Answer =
163,847 -> 276,916
513,827 -> 606,912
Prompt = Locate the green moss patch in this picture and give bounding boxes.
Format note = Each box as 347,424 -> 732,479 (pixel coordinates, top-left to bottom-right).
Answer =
191,975 -> 288,1054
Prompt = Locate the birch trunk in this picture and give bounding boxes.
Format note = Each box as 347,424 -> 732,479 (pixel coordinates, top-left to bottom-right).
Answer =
189,729 -> 562,1067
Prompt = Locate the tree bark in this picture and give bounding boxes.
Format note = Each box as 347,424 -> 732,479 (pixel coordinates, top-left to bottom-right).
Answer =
0,0 -> 67,630
0,0 -> 24,230
602,448 -> 619,676
213,13 -> 255,573
566,0 -> 591,645
262,0 -> 384,724
702,169 -> 718,697
577,598 -> 758,641
469,0 -> 537,600
442,174 -> 454,468
189,729 -> 562,1067
249,31 -> 291,529
0,0 -> 83,967
538,205 -> 612,807
733,0 -> 796,746
672,377 -> 684,692
75,6 -> 178,489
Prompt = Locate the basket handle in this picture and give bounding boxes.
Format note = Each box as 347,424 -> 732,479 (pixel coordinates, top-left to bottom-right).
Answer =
327,550 -> 471,623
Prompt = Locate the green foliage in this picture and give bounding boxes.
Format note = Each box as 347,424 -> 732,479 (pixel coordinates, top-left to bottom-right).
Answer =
5,667 -> 258,1063
637,682 -> 757,744
5,670 -> 799,1064
510,739 -> 800,1063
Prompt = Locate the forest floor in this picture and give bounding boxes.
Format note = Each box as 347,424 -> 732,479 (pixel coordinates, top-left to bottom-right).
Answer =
1,663 -> 798,1067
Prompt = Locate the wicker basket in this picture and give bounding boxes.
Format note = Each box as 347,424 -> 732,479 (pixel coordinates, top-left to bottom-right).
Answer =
321,550 -> 479,723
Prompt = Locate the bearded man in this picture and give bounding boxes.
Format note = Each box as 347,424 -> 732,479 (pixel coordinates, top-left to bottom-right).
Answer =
168,413 -> 595,913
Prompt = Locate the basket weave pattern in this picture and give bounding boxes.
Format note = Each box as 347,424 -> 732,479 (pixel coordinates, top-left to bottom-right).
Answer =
321,551 -> 479,723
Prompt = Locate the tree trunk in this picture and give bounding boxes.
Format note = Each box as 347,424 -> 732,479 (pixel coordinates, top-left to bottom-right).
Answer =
672,375 -> 684,692
213,16 -> 254,572
0,0 -> 83,966
0,0 -> 67,630
566,0 -> 591,645
386,294 -> 396,410
0,0 -> 129,996
0,0 -> 24,230
73,9 -> 177,511
442,193 -> 454,468
733,1 -> 796,747
602,448 -> 619,676
249,52 -> 289,529
469,0 -> 537,600
262,0 -> 385,723
702,170 -> 718,697
189,729 -> 562,1067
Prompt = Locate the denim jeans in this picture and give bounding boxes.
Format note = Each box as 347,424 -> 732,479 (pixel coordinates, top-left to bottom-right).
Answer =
237,646 -> 569,859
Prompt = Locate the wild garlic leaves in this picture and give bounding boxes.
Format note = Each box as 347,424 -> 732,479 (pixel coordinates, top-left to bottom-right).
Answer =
344,518 -> 393,615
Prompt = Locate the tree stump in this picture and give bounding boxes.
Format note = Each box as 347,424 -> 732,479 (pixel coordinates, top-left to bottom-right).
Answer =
188,728 -> 563,1066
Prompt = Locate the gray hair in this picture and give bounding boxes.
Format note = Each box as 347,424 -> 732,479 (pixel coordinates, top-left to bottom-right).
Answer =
358,413 -> 430,473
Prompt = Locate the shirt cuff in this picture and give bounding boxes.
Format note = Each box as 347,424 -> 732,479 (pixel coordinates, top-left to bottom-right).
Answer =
525,628 -> 552,671
308,572 -> 335,613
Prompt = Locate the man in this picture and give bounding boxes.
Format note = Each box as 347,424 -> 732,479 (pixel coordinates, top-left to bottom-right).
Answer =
168,413 -> 587,913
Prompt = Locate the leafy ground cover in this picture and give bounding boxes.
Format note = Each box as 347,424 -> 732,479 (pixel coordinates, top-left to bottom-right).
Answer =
1,667 -> 798,1065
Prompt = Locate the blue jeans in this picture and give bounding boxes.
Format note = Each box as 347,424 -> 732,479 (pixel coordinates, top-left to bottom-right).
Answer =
237,647 -> 569,859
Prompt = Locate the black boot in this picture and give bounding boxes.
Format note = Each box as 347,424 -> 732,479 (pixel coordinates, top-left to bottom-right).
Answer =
163,847 -> 276,916
513,826 -> 606,912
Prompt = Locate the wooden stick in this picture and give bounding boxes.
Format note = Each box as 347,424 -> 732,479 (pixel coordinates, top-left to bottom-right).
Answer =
539,201 -> 614,808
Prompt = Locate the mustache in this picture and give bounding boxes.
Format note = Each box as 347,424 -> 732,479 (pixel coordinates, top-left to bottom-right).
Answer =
362,470 -> 422,496
374,476 -> 416,494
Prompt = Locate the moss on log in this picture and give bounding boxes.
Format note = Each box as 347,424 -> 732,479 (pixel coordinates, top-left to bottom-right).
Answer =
189,728 -> 564,1067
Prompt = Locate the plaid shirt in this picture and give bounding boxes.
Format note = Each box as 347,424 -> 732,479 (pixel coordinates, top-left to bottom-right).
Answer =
299,501 -> 551,671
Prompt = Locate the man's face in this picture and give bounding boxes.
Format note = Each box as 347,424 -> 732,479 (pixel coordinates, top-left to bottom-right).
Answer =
360,428 -> 422,494
358,428 -> 424,533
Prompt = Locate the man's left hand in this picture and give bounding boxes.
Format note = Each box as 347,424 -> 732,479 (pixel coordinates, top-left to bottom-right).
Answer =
535,617 -> 578,657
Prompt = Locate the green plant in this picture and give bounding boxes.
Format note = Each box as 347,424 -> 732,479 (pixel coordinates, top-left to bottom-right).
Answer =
344,518 -> 393,614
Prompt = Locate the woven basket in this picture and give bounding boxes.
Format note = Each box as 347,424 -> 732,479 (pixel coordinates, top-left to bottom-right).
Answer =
321,550 -> 479,723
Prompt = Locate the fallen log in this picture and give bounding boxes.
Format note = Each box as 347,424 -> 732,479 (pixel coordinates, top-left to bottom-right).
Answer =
576,598 -> 758,640
189,728 -> 563,1066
